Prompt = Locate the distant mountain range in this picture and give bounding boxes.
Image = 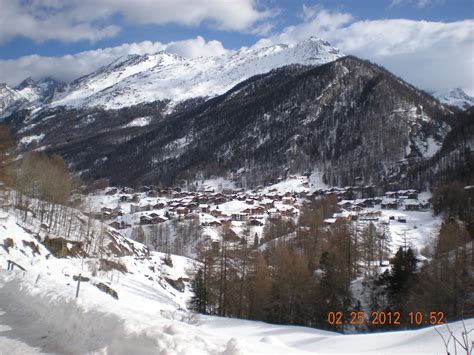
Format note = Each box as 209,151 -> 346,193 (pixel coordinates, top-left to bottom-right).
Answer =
1,37 -> 342,116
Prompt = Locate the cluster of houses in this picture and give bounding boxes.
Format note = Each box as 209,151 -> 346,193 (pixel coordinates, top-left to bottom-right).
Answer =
324,189 -> 430,225
98,184 -> 301,231
93,182 -> 431,238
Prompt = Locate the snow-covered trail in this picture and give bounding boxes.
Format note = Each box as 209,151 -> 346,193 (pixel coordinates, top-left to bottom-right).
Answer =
0,303 -> 55,354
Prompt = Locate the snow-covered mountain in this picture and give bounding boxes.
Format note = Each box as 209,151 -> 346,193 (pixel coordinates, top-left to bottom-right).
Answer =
0,83 -> 29,119
49,37 -> 342,109
15,77 -> 66,105
0,77 -> 65,119
434,88 -> 474,109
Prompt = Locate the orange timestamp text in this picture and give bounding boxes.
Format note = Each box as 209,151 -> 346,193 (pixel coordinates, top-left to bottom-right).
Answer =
327,311 -> 445,326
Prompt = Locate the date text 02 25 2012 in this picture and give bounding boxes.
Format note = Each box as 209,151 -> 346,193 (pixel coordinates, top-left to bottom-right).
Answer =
327,311 -> 445,326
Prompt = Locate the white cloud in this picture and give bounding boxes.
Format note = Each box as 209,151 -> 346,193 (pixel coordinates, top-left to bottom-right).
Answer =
256,7 -> 474,94
0,0 -> 274,44
166,36 -> 228,59
0,37 -> 230,86
1,4 -> 472,96
389,0 -> 446,9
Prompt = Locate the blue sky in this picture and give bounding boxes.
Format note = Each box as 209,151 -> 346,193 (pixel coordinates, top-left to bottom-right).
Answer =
0,0 -> 473,93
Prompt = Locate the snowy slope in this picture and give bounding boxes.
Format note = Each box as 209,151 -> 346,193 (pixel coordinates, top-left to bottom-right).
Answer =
0,194 -> 471,354
434,88 -> 474,109
0,77 -> 65,119
50,37 -> 343,109
0,83 -> 29,119
0,269 -> 472,354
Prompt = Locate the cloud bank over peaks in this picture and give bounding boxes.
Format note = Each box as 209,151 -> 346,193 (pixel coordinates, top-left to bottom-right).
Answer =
0,37 -> 230,86
254,6 -> 474,95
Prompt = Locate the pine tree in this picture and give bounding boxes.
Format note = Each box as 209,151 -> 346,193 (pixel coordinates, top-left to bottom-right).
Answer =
382,246 -> 417,321
0,124 -> 14,186
189,269 -> 208,314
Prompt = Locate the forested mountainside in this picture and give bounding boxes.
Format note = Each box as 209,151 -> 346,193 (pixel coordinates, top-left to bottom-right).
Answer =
406,107 -> 474,187
7,55 -> 457,189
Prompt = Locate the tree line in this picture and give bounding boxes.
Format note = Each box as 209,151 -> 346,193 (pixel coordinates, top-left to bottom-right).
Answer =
189,193 -> 473,332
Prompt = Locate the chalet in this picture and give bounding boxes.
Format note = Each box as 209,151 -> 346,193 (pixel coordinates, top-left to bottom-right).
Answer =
260,198 -> 275,208
105,187 -> 118,196
153,202 -> 166,209
196,195 -> 209,205
251,206 -> 265,215
101,207 -> 114,214
338,200 -> 354,209
231,213 -> 249,221
282,196 -> 294,205
130,204 -> 151,213
208,220 -> 222,228
109,221 -> 121,229
245,199 -> 254,205
364,210 -> 382,218
185,212 -> 200,220
210,209 -> 222,218
267,208 -> 281,219
333,210 -> 352,221
249,219 -> 264,226
381,199 -> 398,210
222,187 -> 233,195
214,196 -> 227,205
385,191 -> 399,199
199,204 -> 210,213
236,194 -> 247,201
420,201 -> 431,210
357,198 -> 374,208
399,189 -> 419,199
140,215 -> 167,225
147,189 -> 159,197
186,202 -> 198,210
404,200 -> 421,211
176,207 -> 190,215
358,210 -> 381,221
122,187 -> 134,194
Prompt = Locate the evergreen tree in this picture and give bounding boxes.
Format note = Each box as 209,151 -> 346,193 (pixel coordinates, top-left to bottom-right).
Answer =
381,246 -> 417,320
388,247 -> 417,294
189,269 -> 208,314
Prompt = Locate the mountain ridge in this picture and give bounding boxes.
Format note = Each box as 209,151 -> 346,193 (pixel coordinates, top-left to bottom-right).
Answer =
0,37 -> 343,116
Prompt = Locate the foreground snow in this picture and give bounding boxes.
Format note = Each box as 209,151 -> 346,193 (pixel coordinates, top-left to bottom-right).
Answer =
0,268 -> 471,354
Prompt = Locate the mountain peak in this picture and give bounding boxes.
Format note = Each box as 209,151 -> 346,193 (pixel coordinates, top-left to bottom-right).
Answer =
434,87 -> 474,109
15,77 -> 36,90
48,36 -> 343,110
